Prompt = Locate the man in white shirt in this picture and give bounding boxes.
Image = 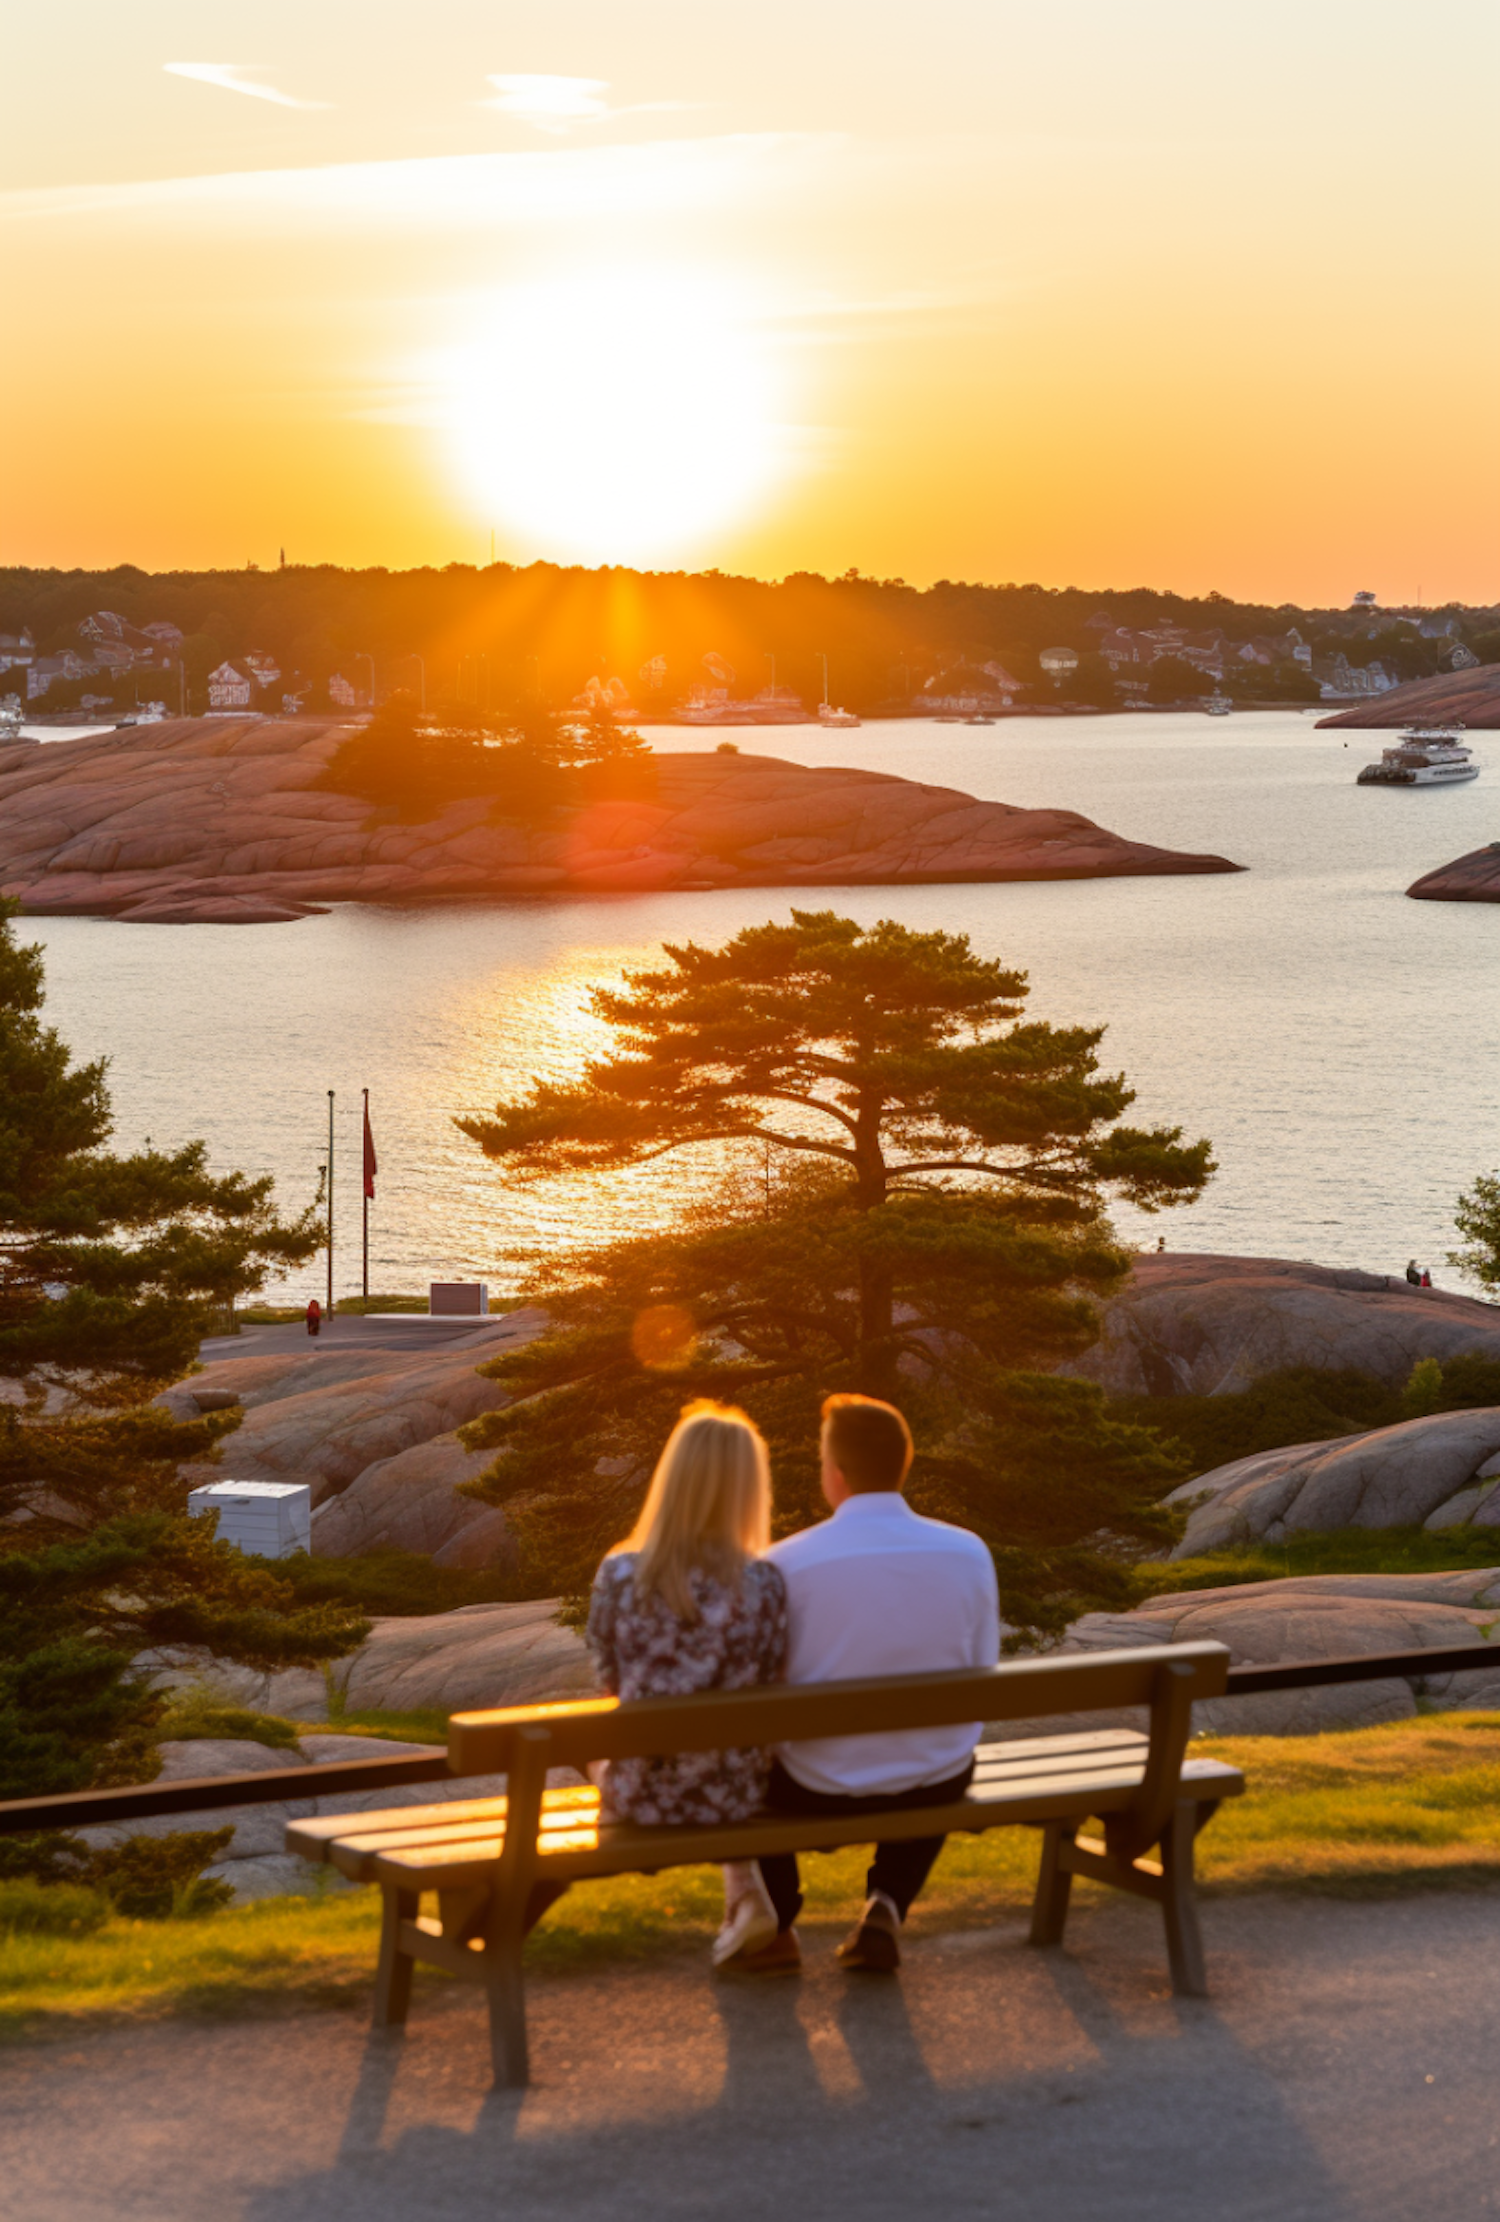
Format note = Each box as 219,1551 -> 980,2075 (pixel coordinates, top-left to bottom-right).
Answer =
748,1394 -> 1000,1973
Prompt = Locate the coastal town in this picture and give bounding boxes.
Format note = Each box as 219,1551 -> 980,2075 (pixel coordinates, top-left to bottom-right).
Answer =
1,581 -> 1495,726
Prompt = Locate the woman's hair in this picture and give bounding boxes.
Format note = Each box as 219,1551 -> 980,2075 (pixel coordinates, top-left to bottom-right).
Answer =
616,1401 -> 772,1622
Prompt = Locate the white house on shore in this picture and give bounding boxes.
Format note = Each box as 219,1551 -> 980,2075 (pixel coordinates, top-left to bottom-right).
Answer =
207,662 -> 253,711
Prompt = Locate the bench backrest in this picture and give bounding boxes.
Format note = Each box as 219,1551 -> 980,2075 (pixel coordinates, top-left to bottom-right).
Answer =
450,1645 -> 1228,1875
450,1641 -> 1227,1763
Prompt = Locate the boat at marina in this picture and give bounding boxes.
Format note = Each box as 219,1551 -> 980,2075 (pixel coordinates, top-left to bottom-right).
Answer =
678,686 -> 810,726
817,703 -> 861,728
1205,694 -> 1232,716
1356,725 -> 1479,787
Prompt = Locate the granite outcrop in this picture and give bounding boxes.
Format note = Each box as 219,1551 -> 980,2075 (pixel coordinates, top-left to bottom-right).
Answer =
0,718 -> 1240,922
1066,1253 -> 1500,1400
1166,1408 -> 1500,1556
156,1312 -> 549,1565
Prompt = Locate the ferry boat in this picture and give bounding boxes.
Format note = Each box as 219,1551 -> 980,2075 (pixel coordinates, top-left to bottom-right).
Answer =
817,703 -> 861,729
1356,724 -> 1479,787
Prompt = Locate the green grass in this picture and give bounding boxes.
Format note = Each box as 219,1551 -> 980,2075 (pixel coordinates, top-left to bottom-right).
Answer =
6,1713 -> 1500,2040
316,1704 -> 450,1745
1134,1526 -> 1500,1601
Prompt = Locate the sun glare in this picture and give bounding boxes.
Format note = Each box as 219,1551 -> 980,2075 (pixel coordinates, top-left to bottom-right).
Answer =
443,268 -> 786,565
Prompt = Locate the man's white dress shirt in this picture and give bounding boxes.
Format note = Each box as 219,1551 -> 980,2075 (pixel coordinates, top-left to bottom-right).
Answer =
764,1492 -> 1001,1796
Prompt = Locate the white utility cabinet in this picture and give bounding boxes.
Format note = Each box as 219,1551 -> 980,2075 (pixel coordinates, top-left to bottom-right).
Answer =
429,1281 -> 489,1316
188,1480 -> 311,1559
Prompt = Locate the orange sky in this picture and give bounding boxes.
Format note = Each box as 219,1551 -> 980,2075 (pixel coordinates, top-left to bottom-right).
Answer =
5,1 -> 1497,605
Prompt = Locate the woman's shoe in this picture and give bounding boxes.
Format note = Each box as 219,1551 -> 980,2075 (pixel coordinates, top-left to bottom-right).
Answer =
712,1883 -> 780,1967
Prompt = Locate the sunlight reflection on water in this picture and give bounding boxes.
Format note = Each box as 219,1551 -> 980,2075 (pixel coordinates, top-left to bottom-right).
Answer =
22,710 -> 1500,1299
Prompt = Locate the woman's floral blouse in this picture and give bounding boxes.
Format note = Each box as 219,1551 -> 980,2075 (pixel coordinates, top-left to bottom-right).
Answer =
585,1554 -> 788,1825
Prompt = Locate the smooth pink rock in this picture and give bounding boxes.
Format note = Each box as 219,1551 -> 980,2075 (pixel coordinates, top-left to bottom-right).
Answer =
0,717 -> 1242,921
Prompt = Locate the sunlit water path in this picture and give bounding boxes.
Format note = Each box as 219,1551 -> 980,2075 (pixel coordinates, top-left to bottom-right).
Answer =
20,711 -> 1500,1299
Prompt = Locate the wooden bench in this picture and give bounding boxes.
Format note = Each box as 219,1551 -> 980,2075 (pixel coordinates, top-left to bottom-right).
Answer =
286,1641 -> 1243,2086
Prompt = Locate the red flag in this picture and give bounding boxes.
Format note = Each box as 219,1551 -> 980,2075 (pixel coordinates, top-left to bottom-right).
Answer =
362,1100 -> 378,1201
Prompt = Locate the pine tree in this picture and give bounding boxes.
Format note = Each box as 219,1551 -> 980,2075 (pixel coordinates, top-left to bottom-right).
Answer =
0,902 -> 365,1798
455,910 -> 1212,1634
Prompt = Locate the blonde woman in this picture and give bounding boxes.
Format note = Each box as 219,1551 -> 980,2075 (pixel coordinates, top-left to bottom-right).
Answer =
586,1402 -> 788,1969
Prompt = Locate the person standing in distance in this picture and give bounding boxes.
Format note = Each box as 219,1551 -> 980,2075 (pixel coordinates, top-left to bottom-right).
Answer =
749,1394 -> 1000,1974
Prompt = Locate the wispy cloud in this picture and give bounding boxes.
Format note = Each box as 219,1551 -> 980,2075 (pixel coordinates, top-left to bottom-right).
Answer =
164,63 -> 325,110
0,136 -> 824,231
481,74 -> 689,133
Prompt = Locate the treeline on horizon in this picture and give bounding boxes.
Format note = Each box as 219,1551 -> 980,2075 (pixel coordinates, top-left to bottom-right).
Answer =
3,560 -> 1498,716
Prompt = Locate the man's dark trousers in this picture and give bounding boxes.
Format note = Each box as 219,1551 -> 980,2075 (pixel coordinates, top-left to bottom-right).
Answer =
756,1755 -> 976,1933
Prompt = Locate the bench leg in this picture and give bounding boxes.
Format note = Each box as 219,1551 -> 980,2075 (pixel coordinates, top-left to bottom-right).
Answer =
1029,1822 -> 1077,1948
372,1884 -> 419,2028
486,1937 -> 529,2089
1159,1799 -> 1208,1999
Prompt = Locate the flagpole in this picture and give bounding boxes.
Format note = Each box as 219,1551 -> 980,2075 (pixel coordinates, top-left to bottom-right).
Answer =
326,1090 -> 335,1316
362,1087 -> 370,1305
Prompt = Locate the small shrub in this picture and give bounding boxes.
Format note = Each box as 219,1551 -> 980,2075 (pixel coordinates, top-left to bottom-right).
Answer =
0,1879 -> 110,1937
715,740 -> 740,753
1402,1357 -> 1446,1419
91,1829 -> 236,1921
0,1831 -> 93,1886
1436,1353 -> 1500,1410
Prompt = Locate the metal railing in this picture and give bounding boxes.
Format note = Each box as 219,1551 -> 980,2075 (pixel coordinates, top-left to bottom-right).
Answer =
1,1640 -> 1496,1838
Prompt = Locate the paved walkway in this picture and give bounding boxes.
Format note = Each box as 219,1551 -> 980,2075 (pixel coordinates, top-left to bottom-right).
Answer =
3,1892 -> 1497,2221
197,1314 -> 527,1364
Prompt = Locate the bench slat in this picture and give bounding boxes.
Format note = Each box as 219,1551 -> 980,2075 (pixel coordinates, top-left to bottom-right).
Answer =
289,1740 -> 1245,1886
360,1759 -> 1244,1891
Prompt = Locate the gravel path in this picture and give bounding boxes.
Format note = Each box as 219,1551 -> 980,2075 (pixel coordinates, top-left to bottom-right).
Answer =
2,1892 -> 1497,2222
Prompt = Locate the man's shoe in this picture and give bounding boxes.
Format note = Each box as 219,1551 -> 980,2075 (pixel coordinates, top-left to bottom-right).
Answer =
837,1896 -> 902,1973
718,1926 -> 802,1975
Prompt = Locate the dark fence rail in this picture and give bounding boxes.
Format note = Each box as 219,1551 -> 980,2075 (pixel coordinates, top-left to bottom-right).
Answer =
1,1640 -> 1497,1838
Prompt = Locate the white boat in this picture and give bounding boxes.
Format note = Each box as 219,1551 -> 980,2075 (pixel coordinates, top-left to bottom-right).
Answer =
817,704 -> 861,729
677,687 -> 810,726
1205,695 -> 1232,716
1356,724 -> 1479,787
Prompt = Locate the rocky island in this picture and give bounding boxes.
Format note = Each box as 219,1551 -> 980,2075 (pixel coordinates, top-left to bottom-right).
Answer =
0,718 -> 1239,922
1406,844 -> 1500,904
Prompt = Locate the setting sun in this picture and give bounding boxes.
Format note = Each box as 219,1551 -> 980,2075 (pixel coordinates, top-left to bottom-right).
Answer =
441,266 -> 789,566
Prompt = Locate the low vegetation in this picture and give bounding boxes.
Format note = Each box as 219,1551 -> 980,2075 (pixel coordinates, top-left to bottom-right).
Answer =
3,1712 -> 1496,2038
1131,1525 -> 1500,1600
317,694 -> 655,822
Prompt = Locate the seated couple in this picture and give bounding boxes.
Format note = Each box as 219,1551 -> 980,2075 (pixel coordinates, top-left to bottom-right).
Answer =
586,1394 -> 1000,1973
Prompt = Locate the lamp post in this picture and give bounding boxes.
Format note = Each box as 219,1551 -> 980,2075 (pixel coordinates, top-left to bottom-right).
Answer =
357,653 -> 375,710
818,652 -> 829,709
765,652 -> 776,699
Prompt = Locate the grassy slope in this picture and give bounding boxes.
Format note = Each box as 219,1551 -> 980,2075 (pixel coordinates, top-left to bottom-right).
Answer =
5,1712 -> 1499,2041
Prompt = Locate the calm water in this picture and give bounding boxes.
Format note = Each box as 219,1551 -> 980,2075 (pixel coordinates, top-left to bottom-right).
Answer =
21,711 -> 1500,1300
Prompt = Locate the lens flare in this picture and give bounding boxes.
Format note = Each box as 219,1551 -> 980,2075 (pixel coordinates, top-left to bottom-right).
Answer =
631,1304 -> 697,1370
